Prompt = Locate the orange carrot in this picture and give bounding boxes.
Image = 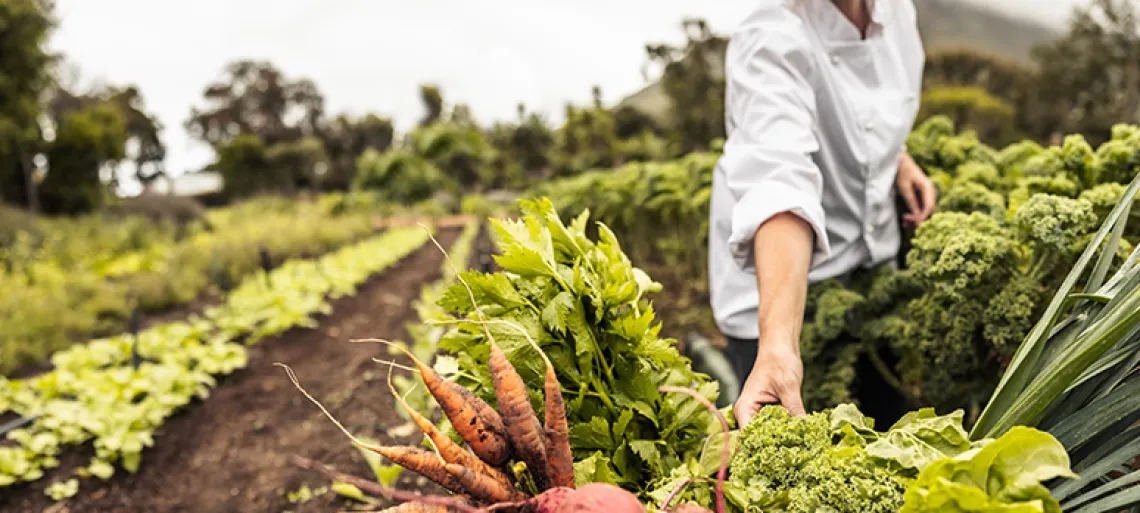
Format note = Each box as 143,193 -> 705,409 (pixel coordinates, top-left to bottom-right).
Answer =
541,363 -> 574,489
445,462 -> 530,504
278,363 -> 473,498
460,318 -> 574,489
365,340 -> 512,466
387,367 -> 519,493
377,502 -> 454,513
487,339 -> 551,491
364,445 -> 470,496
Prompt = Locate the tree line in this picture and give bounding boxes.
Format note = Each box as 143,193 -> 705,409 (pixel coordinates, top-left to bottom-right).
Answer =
2,0 -> 1138,215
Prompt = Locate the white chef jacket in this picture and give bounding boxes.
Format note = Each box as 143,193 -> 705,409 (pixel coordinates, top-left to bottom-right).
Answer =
708,0 -> 925,340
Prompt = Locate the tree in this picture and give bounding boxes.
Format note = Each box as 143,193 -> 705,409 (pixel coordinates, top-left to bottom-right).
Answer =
267,136 -> 329,193
451,103 -> 475,126
487,104 -> 555,188
185,60 -> 325,148
1031,0 -> 1140,145
39,102 -> 128,214
109,86 -> 166,185
48,83 -> 166,187
551,88 -> 620,176
645,17 -> 728,153
354,147 -> 456,204
409,121 -> 495,190
419,84 -> 444,126
613,105 -> 662,140
211,133 -> 274,198
319,113 -> 394,190
0,0 -> 56,212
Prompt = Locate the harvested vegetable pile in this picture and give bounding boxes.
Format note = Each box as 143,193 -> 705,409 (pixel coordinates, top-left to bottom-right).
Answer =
651,403 -> 1075,513
279,196 -> 1140,513
432,199 -> 721,494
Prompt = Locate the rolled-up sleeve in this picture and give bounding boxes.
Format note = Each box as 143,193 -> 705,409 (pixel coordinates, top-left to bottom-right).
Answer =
720,12 -> 831,272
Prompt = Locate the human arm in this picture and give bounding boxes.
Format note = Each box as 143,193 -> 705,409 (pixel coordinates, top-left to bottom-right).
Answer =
718,10 -> 828,426
733,212 -> 813,426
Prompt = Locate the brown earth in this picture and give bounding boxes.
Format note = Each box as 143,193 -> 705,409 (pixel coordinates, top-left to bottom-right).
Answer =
0,227 -> 467,513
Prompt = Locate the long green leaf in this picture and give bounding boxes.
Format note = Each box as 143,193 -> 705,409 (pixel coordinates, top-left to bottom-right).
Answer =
1068,293 -> 1114,305
1064,426 -> 1140,479
1049,323 -> 1140,423
1063,470 -> 1140,510
1047,378 -> 1140,450
1071,476 -> 1140,513
1035,312 -> 1096,377
984,290 -> 1140,437
1087,189 -> 1134,291
972,172 -> 1140,439
1063,340 -> 1139,394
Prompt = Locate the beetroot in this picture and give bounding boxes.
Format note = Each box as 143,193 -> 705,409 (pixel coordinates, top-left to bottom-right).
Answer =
530,486 -> 574,513
550,483 -> 646,513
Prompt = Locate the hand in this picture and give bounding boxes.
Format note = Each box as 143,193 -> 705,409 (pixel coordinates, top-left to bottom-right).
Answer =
733,341 -> 806,427
897,153 -> 936,228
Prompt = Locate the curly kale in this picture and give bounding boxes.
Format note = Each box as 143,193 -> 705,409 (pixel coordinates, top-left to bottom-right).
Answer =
803,342 -> 862,411
983,275 -> 1045,356
952,161 -> 1006,191
812,288 -> 866,344
996,139 -> 1045,177
906,212 -> 1017,296
798,264 -> 911,411
799,283 -> 867,410
1013,194 -> 1099,278
795,122 -> 1140,418
938,182 -> 1006,219
1018,135 -> 1096,187
1061,134 -> 1098,187
907,116 -> 998,173
729,407 -> 908,513
1006,175 -> 1081,215
1111,123 -> 1140,141
1079,183 -> 1129,223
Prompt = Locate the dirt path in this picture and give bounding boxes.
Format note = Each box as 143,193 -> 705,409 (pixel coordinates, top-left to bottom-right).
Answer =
2,227 -> 465,513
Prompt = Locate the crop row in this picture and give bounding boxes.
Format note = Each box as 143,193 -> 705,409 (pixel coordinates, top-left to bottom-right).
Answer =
1,195 -> 382,376
0,224 -> 435,497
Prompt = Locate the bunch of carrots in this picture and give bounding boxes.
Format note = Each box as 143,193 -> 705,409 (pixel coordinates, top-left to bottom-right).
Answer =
284,231 -> 728,513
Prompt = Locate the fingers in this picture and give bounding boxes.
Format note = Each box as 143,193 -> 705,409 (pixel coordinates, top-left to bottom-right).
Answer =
734,390 -> 779,427
898,177 -> 920,221
783,391 -> 807,417
734,401 -> 755,428
920,178 -> 937,221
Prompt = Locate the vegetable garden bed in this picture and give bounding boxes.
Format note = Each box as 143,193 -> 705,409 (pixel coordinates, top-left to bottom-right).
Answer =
0,225 -> 467,512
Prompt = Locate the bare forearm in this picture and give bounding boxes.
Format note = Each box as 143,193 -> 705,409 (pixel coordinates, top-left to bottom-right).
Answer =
752,212 -> 813,354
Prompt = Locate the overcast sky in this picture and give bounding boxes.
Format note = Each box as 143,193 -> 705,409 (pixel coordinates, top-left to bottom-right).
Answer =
48,0 -> 1088,188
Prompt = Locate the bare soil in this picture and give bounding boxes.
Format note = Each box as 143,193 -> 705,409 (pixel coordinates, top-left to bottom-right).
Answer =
0,227 -> 465,513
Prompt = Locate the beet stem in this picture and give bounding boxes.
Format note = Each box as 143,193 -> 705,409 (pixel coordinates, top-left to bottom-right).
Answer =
658,477 -> 695,511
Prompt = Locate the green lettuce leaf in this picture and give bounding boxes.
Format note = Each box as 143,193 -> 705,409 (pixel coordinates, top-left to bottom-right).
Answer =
901,426 -> 1077,513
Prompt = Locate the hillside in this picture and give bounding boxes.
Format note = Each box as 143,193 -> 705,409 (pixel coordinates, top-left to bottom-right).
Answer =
917,0 -> 1059,63
618,0 -> 1060,125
